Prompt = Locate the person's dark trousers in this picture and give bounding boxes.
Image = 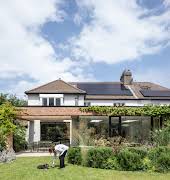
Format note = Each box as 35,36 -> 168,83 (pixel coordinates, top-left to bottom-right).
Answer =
59,150 -> 67,168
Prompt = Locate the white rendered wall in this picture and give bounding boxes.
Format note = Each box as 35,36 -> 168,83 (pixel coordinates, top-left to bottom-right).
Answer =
64,95 -> 84,106
85,99 -> 170,106
27,94 -> 170,107
28,94 -> 40,106
29,121 -> 34,143
28,120 -> 40,143
151,100 -> 170,105
77,95 -> 84,106
34,120 -> 40,142
27,94 -> 84,106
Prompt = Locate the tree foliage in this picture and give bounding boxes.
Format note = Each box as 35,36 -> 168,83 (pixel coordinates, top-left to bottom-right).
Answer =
0,93 -> 27,107
0,94 -> 27,151
0,102 -> 17,135
0,102 -> 17,151
13,123 -> 27,152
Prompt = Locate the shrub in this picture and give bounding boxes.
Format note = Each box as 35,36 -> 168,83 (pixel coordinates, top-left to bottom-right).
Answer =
86,147 -> 113,169
104,156 -> 119,170
116,148 -> 144,171
148,146 -> 170,162
13,125 -> 27,152
142,157 -> 153,171
81,147 -> 90,166
127,147 -> 148,159
67,147 -> 82,165
155,153 -> 170,172
148,146 -> 170,172
94,137 -> 111,147
151,121 -> 170,146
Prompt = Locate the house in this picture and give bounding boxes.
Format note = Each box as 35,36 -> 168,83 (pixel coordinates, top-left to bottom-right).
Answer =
20,70 -> 170,146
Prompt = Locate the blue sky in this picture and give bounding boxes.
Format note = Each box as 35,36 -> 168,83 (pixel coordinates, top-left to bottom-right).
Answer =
0,0 -> 170,97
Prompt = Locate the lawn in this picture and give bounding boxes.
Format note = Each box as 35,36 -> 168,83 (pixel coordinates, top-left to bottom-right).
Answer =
0,157 -> 170,180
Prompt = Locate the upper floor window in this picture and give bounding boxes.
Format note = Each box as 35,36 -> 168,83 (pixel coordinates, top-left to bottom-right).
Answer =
42,97 -> 61,106
56,98 -> 61,106
49,98 -> 54,106
42,98 -> 47,106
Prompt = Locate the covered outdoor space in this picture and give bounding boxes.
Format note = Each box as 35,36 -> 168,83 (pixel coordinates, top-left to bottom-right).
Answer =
18,107 -> 164,151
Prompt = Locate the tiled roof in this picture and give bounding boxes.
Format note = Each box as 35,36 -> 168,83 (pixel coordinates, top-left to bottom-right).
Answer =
128,82 -> 170,100
71,82 -> 170,99
25,79 -> 86,94
25,80 -> 170,100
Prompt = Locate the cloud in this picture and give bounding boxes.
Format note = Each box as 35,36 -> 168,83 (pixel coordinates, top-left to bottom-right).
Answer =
70,0 -> 170,64
135,68 -> 170,88
1,0 -> 170,96
164,0 -> 170,7
0,0 -> 93,96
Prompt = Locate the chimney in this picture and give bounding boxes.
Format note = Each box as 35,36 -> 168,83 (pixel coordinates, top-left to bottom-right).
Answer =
120,69 -> 133,85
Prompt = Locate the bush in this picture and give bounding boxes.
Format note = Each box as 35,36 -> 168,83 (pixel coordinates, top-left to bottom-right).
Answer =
104,156 -> 119,170
117,148 -> 144,171
86,147 -> 113,169
142,157 -> 153,171
13,125 -> 27,152
151,121 -> 170,146
127,147 -> 148,159
156,153 -> 170,172
81,147 -> 90,166
67,147 -> 82,165
67,146 -> 170,173
148,146 -> 170,172
148,146 -> 170,162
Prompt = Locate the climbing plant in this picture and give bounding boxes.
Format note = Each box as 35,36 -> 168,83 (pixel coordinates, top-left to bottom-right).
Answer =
80,105 -> 170,118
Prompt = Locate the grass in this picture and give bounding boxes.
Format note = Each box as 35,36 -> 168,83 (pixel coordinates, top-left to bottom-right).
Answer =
0,157 -> 170,180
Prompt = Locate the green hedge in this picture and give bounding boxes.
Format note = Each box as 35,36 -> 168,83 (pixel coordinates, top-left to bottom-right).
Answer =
86,147 -> 113,169
67,147 -> 82,165
67,146 -> 170,172
127,147 -> 147,159
148,146 -> 170,172
117,148 -> 144,171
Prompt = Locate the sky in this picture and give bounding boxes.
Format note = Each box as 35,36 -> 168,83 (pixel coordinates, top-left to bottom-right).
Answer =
0,0 -> 170,97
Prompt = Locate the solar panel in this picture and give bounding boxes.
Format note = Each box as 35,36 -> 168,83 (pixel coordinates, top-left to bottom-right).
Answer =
77,83 -> 133,96
140,90 -> 170,97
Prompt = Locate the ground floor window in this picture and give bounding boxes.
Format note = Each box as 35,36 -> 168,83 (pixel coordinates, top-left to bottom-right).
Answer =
73,115 -> 162,145
41,122 -> 70,143
109,116 -> 162,143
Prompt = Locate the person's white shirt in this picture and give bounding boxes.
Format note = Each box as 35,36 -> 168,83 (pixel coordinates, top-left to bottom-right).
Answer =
54,144 -> 69,156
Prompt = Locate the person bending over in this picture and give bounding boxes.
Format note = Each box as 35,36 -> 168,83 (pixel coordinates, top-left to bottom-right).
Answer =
49,144 -> 69,168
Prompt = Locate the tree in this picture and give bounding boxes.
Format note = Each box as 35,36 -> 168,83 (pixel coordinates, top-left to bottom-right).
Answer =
0,93 -> 27,106
0,95 -> 27,152
0,102 -> 17,151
